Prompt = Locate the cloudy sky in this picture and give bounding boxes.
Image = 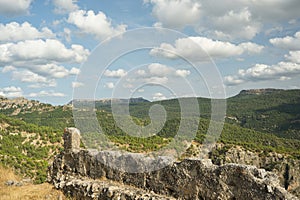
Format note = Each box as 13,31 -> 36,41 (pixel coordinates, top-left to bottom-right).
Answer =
0,0 -> 300,104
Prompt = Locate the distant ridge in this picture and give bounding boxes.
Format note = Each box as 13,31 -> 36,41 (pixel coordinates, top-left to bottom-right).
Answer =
238,88 -> 284,96
69,97 -> 149,105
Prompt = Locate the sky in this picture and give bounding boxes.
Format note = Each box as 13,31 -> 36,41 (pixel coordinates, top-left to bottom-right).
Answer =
0,0 -> 300,105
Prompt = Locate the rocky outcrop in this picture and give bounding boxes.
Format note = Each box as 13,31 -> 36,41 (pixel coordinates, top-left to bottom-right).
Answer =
210,144 -> 300,197
48,128 -> 298,200
0,96 -> 54,115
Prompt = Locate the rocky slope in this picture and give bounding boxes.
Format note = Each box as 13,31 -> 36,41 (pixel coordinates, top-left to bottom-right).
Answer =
0,96 -> 55,115
48,128 -> 298,200
210,144 -> 300,197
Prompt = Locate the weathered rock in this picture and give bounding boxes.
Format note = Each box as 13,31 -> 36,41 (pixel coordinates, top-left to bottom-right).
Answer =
48,128 -> 298,200
63,127 -> 81,152
210,144 -> 300,196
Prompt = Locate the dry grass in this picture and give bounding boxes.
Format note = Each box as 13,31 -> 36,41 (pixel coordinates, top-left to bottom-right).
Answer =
0,165 -> 69,200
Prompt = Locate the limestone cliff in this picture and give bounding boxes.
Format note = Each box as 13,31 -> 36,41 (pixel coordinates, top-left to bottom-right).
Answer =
48,128 -> 298,200
209,144 -> 300,197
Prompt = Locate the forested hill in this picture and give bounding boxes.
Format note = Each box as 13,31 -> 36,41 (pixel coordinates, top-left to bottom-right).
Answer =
0,88 -> 300,183
227,89 -> 300,139
0,89 -> 299,139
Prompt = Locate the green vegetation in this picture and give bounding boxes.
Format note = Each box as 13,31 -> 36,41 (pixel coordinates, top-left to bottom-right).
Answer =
0,89 -> 299,183
227,89 -> 300,139
0,114 -> 62,183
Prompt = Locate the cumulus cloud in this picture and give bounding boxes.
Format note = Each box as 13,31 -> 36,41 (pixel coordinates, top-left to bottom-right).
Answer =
285,51 -> 300,63
12,70 -> 57,87
211,8 -> 261,40
0,39 -> 89,64
175,69 -> 190,77
144,76 -> 168,84
67,9 -> 127,41
146,0 -> 300,40
152,92 -> 167,101
2,66 -> 15,73
28,90 -> 65,97
72,81 -> 84,88
136,69 -> 146,76
0,86 -> 23,98
104,69 -> 127,78
239,42 -> 265,54
148,63 -> 173,77
270,32 -> 300,50
53,0 -> 78,14
0,22 -> 55,42
13,64 -> 79,79
150,37 -> 264,61
145,0 -> 201,29
63,28 -> 72,43
104,82 -> 115,89
0,0 -> 33,16
224,62 -> 300,85
0,39 -> 88,84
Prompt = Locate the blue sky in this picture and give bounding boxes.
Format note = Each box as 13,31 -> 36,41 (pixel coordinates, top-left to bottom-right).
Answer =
0,0 -> 300,105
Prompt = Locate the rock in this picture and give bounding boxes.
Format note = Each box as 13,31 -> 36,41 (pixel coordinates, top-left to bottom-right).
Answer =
5,180 -> 15,186
48,128 -> 298,200
5,180 -> 23,186
210,144 -> 300,196
63,127 -> 81,152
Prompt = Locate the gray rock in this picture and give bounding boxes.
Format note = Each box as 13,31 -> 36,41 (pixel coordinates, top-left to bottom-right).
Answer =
48,128 -> 298,200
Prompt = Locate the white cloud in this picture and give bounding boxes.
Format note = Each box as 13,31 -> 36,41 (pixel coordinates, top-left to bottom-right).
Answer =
123,83 -> 133,89
138,88 -> 144,93
0,0 -> 33,16
28,90 -> 65,97
146,0 -> 300,40
239,42 -> 265,54
104,69 -> 127,78
148,63 -> 173,77
285,51 -> 300,64
64,28 -> 72,42
0,22 -> 55,42
152,92 -> 167,101
2,65 -> 15,73
146,0 -> 201,29
53,0 -> 78,14
0,86 -> 23,98
104,82 -> 115,89
150,37 -> 264,61
270,32 -> 300,50
69,67 -> 80,75
144,76 -> 168,84
67,9 -> 127,41
211,8 -> 261,40
72,81 -> 84,88
136,69 -> 146,76
0,39 -> 88,83
175,69 -> 190,77
225,62 -> 300,85
0,39 -> 89,64
28,64 -> 80,79
12,70 -> 57,86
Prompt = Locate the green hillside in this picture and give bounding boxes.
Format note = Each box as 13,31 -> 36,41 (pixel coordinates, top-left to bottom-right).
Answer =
0,114 -> 63,183
227,89 -> 300,139
0,89 -> 300,183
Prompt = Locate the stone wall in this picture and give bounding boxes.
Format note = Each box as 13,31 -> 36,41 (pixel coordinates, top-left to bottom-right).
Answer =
48,128 -> 298,200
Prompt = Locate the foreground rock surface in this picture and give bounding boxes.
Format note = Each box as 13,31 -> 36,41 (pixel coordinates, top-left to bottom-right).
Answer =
48,128 -> 298,200
209,144 -> 300,196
